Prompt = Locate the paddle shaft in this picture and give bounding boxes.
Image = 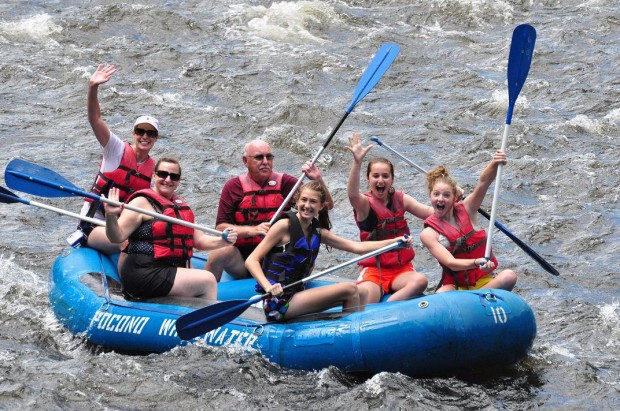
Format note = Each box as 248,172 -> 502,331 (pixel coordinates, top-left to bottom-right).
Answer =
269,112 -> 349,225
371,136 -> 559,276
269,42 -> 400,225
0,187 -> 105,227
6,167 -> 224,238
484,125 -> 509,258
485,24 -> 536,258
284,239 -> 403,290
255,239 -> 402,301
176,240 -> 404,339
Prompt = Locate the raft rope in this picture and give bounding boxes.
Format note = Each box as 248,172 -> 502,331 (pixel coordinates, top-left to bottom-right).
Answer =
97,251 -> 111,310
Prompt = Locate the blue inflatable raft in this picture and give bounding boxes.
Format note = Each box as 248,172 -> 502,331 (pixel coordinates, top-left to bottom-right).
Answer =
49,246 -> 536,377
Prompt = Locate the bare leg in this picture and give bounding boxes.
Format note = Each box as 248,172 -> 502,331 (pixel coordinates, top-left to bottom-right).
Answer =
355,281 -> 383,305
483,269 -> 517,291
87,226 -> 123,254
435,284 -> 456,293
204,245 -> 248,281
284,283 -> 362,320
169,268 -> 218,299
387,271 -> 428,302
357,285 -> 369,308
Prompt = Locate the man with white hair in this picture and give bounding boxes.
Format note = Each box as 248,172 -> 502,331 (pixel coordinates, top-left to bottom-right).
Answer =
205,139 -> 333,280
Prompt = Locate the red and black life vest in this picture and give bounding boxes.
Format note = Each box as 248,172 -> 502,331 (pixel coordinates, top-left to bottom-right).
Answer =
257,210 -> 321,297
125,189 -> 195,264
424,203 -> 497,287
87,142 -> 154,205
233,172 -> 287,247
355,190 -> 414,268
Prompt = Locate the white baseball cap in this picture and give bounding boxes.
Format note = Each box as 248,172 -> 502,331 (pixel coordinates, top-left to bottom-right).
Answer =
134,115 -> 159,131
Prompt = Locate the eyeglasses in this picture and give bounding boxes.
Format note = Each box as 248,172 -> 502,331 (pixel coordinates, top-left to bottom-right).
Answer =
246,154 -> 274,161
134,128 -> 158,138
155,170 -> 181,181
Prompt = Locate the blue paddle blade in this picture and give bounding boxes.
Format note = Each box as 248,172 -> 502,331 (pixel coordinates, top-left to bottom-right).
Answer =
176,296 -> 263,340
5,158 -> 90,199
506,24 -> 536,124
346,42 -> 400,112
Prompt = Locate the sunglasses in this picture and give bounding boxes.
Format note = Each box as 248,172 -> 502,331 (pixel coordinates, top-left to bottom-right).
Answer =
134,128 -> 158,138
246,154 -> 274,161
155,170 -> 181,181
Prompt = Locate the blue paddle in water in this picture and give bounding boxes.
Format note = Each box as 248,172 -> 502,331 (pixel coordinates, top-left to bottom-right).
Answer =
4,159 -> 228,240
0,185 -> 105,226
269,42 -> 401,225
371,136 -> 559,276
175,240 -> 405,340
485,24 -> 537,260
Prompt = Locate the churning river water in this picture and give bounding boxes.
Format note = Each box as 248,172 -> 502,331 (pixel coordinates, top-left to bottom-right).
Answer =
0,1 -> 618,410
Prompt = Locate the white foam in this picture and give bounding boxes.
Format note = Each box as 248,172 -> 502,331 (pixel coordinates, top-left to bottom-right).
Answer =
599,301 -> 619,348
0,254 -> 45,298
0,13 -> 62,43
226,1 -> 339,44
364,372 -> 388,396
482,88 -> 529,113
566,114 -> 604,135
549,344 -> 577,359
604,108 -> 620,126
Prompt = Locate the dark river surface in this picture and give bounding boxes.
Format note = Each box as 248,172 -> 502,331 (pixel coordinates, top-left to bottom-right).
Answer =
0,1 -> 618,409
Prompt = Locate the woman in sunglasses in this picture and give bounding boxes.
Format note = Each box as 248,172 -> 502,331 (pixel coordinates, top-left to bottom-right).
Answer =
104,158 -> 237,299
68,63 -> 160,255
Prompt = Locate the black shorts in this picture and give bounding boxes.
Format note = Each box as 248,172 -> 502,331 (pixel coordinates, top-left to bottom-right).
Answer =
120,254 -> 180,299
236,245 -> 256,261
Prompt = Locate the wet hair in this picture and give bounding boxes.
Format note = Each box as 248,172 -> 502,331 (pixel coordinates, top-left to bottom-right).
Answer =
155,157 -> 182,175
294,181 -> 332,230
366,157 -> 394,178
426,165 -> 458,196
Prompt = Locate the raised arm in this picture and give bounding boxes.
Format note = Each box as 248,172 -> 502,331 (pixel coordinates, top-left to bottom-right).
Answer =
346,132 -> 373,221
87,64 -> 117,148
462,150 -> 507,216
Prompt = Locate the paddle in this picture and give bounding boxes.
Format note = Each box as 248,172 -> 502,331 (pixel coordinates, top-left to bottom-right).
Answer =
371,136 -> 559,276
269,42 -> 401,225
485,24 -> 536,260
175,239 -> 405,340
0,185 -> 106,227
4,159 -> 228,240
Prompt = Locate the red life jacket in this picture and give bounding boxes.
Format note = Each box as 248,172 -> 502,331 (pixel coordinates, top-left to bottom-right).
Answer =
126,189 -> 195,263
424,203 -> 498,287
355,190 -> 415,268
233,172 -> 286,247
87,142 -> 154,204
